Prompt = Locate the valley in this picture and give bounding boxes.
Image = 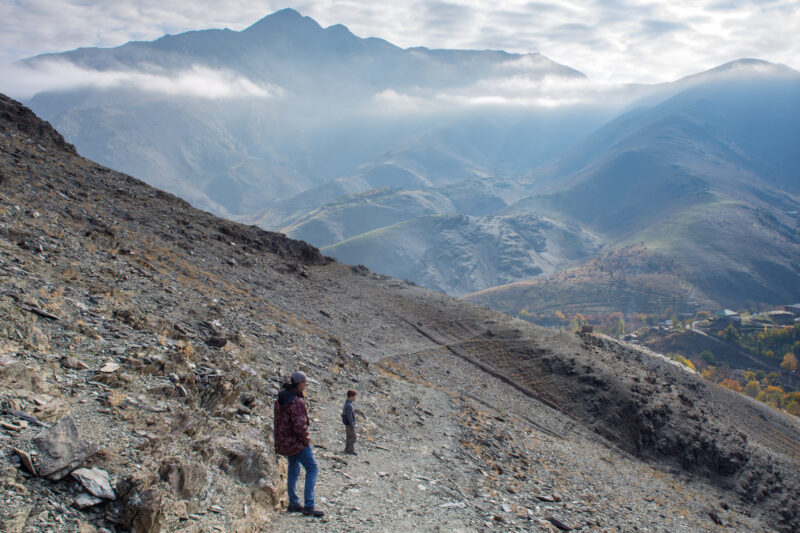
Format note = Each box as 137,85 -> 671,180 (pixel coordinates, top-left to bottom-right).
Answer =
19,10 -> 800,311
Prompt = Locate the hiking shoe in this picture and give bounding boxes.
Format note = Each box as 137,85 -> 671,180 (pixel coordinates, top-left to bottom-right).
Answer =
344,451 -> 358,455
302,506 -> 324,517
287,503 -> 303,513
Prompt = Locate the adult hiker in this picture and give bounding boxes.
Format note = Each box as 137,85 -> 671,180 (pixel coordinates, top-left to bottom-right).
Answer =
273,370 -> 324,517
341,389 -> 357,455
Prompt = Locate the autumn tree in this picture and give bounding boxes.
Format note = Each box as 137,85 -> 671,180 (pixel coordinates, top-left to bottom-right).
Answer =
668,353 -> 695,371
614,318 -> 625,338
699,350 -> 715,365
781,352 -> 798,372
744,380 -> 762,398
757,385 -> 785,408
720,324 -> 740,344
783,392 -> 800,417
719,378 -> 743,392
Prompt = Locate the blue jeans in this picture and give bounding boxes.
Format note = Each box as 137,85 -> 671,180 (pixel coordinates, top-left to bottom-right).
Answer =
287,445 -> 317,508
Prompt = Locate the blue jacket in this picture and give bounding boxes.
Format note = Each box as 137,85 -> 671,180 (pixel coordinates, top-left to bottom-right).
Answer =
342,400 -> 355,426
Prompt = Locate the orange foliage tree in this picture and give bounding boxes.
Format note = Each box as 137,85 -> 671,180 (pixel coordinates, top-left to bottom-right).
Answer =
719,378 -> 743,392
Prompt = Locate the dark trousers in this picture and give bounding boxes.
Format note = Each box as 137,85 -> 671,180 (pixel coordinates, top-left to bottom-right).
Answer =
345,424 -> 356,453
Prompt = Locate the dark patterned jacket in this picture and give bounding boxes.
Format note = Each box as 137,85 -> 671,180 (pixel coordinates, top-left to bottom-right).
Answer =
273,384 -> 310,456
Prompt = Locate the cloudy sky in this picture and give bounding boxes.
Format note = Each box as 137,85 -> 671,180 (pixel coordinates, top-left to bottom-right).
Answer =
1,0 -> 798,84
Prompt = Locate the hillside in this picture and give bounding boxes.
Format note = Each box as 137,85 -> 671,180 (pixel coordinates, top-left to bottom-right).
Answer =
321,213 -> 596,297
464,244 -> 704,316
2,96 -> 800,532
506,63 -> 800,308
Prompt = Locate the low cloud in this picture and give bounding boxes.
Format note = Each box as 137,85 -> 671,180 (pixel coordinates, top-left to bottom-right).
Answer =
371,70 -> 632,113
3,60 -> 281,100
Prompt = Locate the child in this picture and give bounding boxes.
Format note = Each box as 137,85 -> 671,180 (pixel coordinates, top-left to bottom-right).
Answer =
341,390 -> 357,455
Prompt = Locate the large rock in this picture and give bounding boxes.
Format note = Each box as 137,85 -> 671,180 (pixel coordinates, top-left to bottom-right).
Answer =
32,416 -> 98,480
71,467 -> 116,499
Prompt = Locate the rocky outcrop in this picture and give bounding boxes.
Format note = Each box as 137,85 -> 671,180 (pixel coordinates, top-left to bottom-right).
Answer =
32,416 -> 98,480
0,94 -> 75,153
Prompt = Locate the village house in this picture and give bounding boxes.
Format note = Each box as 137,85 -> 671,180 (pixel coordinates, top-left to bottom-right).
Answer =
768,310 -> 796,325
785,303 -> 800,316
718,309 -> 740,322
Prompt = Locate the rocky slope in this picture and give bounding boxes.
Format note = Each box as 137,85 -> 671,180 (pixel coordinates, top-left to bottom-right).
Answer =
1,94 -> 800,532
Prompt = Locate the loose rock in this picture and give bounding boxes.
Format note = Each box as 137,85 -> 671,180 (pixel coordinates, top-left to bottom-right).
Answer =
71,467 -> 116,499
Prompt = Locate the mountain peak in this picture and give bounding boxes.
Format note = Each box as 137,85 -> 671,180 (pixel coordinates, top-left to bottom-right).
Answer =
712,58 -> 796,74
679,58 -> 800,84
242,7 -> 322,34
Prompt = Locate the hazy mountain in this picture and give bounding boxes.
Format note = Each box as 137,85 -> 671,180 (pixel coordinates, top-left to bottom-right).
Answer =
482,62 -> 800,309
284,60 -> 800,304
28,8 -> 584,97
321,213 -> 597,296
464,244 -> 707,316
23,8 -> 596,218
281,187 -> 459,248
245,107 -> 612,229
16,9 -> 800,309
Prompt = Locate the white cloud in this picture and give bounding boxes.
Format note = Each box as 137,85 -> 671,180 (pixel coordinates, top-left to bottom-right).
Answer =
2,61 -> 281,100
0,0 -> 798,86
371,69 -> 636,112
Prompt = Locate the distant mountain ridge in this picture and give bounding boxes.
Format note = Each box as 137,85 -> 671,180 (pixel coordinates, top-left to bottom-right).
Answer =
497,69 -> 800,307
15,9 -> 800,307
26,8 -> 584,97
23,8 -> 592,221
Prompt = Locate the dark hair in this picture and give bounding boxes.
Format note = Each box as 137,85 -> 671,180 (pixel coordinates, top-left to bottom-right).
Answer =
346,390 -> 357,398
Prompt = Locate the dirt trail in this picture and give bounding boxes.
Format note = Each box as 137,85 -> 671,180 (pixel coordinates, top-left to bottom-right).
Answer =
269,366 -> 482,532
268,337 -> 766,533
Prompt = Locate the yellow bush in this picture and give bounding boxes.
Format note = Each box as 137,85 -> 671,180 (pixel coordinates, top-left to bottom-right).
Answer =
744,380 -> 761,398
781,352 -> 798,372
719,378 -> 742,392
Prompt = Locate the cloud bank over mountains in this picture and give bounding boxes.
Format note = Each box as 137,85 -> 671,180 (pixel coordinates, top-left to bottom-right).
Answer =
1,0 -> 798,86
3,61 -> 280,100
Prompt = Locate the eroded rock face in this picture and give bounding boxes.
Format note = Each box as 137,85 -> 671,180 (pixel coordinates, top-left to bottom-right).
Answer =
32,416 -> 98,480
218,436 -> 271,485
158,457 -> 208,500
118,473 -> 165,533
